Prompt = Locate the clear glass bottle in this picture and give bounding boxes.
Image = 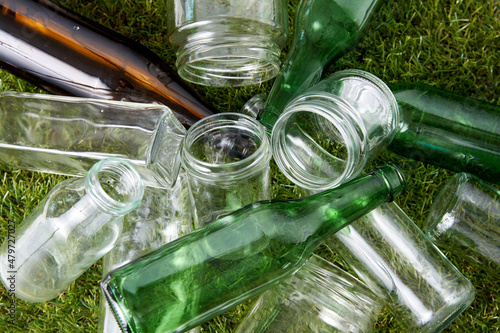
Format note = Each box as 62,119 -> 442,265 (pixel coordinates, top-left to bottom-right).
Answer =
101,164 -> 406,333
180,113 -> 272,227
0,91 -> 186,188
234,254 -> 385,333
271,69 -> 400,191
0,0 -> 217,127
389,82 -> 500,184
98,170 -> 198,333
424,173 -> 500,280
257,0 -> 384,132
166,0 -> 288,87
0,158 -> 144,303
325,202 -> 475,332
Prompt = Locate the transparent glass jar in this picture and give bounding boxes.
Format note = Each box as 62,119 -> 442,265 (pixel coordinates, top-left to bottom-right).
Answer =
325,202 -> 475,332
166,0 -> 288,87
271,69 -> 400,191
180,113 -> 272,227
0,158 -> 144,303
424,173 -> 500,280
0,92 -> 186,188
234,254 -> 385,333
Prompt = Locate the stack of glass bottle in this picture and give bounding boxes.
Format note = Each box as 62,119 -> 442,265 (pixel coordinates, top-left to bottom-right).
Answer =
0,0 -> 498,332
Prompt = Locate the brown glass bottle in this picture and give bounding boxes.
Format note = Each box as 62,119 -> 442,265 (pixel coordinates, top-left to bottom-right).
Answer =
0,0 -> 217,127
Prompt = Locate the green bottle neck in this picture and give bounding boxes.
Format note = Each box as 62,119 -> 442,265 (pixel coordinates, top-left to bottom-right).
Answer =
296,164 -> 405,248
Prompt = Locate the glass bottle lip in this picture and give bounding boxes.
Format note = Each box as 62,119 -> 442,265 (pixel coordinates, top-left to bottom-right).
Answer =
271,93 -> 367,191
86,158 -> 144,216
180,112 -> 271,182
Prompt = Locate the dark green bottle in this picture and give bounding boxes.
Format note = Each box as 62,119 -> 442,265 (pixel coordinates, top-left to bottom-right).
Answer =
389,83 -> 500,184
101,164 -> 405,333
257,0 -> 383,133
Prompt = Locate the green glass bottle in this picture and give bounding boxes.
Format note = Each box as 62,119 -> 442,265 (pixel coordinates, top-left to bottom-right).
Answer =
101,164 -> 405,333
257,0 -> 383,133
389,83 -> 500,184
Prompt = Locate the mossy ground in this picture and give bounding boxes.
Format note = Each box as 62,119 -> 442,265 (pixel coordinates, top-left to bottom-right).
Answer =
0,0 -> 498,332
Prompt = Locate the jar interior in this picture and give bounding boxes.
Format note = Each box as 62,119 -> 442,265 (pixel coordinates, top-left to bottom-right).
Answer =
279,111 -> 349,182
189,124 -> 262,166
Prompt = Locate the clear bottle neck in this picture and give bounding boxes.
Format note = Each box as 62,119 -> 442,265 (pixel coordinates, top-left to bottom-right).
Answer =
85,158 -> 144,216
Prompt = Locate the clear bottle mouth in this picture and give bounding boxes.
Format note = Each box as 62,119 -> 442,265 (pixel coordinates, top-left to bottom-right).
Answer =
86,158 -> 144,216
181,113 -> 271,182
271,93 -> 368,191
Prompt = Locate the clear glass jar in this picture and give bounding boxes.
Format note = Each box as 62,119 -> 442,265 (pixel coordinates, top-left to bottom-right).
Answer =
0,92 -> 186,188
234,254 -> 385,333
325,202 -> 475,332
271,69 -> 400,191
0,158 -> 144,303
424,173 -> 500,280
180,113 -> 272,227
166,0 -> 288,87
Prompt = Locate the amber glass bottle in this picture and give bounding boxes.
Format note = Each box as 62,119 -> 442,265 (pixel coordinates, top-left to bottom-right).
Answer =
0,0 -> 217,127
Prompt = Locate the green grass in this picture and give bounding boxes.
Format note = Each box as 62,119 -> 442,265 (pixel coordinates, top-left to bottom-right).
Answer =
0,0 -> 499,332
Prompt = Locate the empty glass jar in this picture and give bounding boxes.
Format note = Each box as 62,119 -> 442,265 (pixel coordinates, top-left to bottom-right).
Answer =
0,158 -> 144,303
180,113 -> 272,227
234,254 -> 385,333
271,69 -> 400,191
165,0 -> 288,87
424,173 -> 500,279
325,202 -> 475,332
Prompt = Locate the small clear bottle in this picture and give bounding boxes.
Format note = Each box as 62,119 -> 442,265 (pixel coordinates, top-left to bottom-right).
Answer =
180,113 -> 272,227
0,92 -> 186,188
0,158 -> 144,303
166,0 -> 288,87
234,254 -> 385,333
424,173 -> 500,280
271,69 -> 400,191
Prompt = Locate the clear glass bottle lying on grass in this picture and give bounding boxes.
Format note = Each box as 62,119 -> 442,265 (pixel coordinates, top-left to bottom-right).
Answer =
0,158 -> 144,303
0,92 -> 186,188
101,164 -> 406,333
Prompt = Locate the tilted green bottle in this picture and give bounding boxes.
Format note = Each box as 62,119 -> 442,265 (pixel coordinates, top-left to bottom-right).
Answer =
257,0 -> 384,133
101,164 -> 405,333
389,83 -> 500,184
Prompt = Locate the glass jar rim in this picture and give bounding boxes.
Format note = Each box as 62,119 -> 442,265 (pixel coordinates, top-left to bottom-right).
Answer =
180,112 -> 271,181
271,93 -> 368,191
327,69 -> 400,130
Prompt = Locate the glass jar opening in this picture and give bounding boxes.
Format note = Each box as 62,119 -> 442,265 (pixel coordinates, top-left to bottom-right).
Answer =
271,96 -> 366,191
181,113 -> 271,181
